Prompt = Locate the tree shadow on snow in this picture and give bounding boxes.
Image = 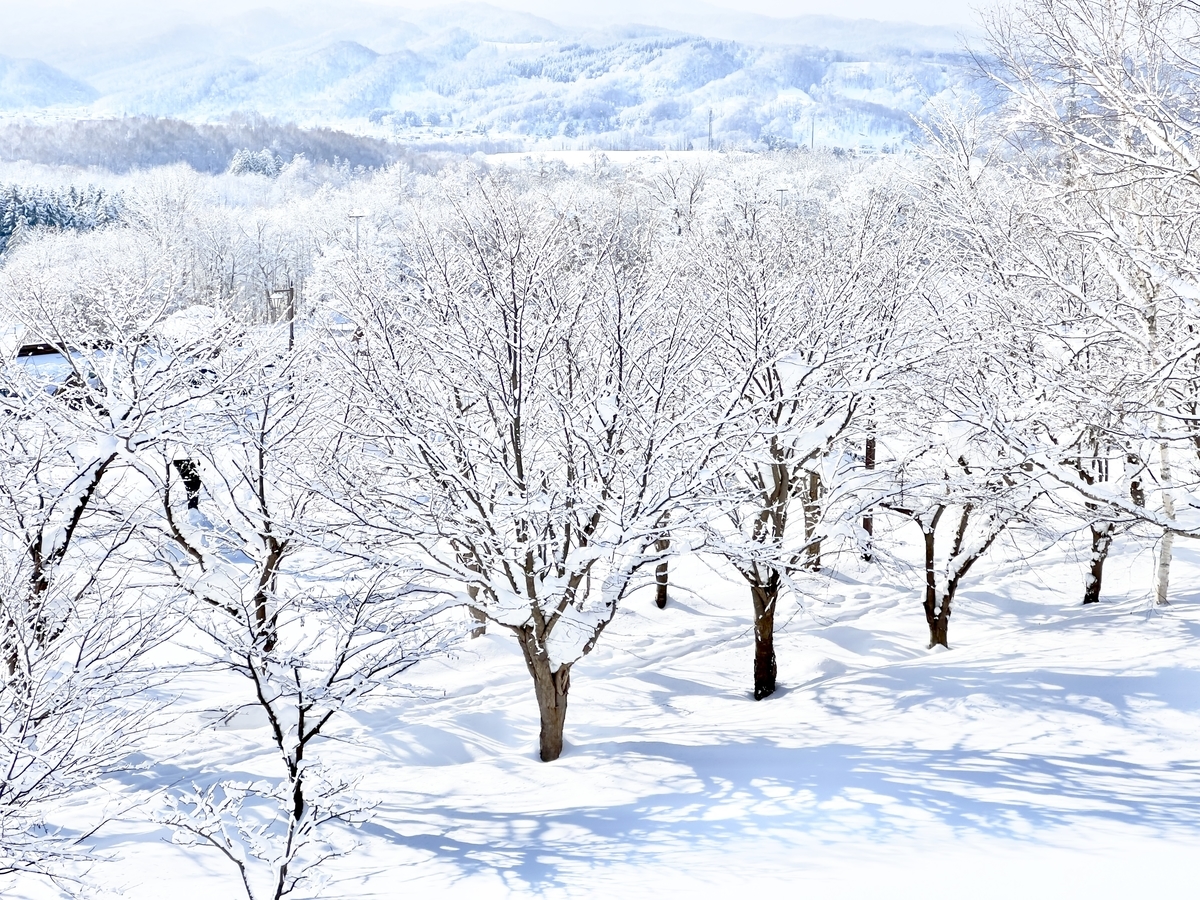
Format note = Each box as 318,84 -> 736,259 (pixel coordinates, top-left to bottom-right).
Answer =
360,658 -> 1200,891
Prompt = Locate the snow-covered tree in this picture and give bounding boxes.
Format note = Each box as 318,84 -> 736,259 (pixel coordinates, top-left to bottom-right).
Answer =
153,328 -> 453,899
0,228 -> 212,881
875,284 -> 1047,648
690,158 -> 924,696
957,0 -> 1200,603
321,166 -> 718,761
229,149 -> 286,179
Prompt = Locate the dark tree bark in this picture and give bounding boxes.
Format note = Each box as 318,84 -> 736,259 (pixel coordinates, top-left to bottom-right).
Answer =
455,547 -> 487,637
919,503 -> 1000,649
6,453 -> 117,675
750,577 -> 779,700
1128,453 -> 1146,508
1083,521 -> 1113,604
468,603 -> 488,637
926,605 -> 951,647
926,608 -> 950,647
654,532 -> 670,610
173,458 -> 202,510
1072,461 -> 1115,605
921,515 -> 951,649
862,433 -> 876,559
803,471 -> 822,571
517,627 -> 572,761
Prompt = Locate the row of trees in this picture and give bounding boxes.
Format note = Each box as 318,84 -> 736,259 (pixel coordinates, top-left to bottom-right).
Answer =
0,116 -> 413,175
3,0 -> 1200,892
0,183 -> 121,255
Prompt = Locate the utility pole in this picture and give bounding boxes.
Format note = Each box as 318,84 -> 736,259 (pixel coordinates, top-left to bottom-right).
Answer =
708,109 -> 713,152
811,117 -> 815,150
267,284 -> 296,351
776,187 -> 787,211
348,209 -> 366,256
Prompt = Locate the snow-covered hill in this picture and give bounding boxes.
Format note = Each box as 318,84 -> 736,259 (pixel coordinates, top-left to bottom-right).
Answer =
0,55 -> 96,110
0,2 -> 981,151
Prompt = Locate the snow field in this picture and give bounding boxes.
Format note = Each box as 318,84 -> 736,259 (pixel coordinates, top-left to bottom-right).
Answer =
46,526 -> 1200,899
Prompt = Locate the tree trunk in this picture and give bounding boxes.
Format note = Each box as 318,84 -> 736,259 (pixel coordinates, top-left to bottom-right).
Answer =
654,532 -> 669,609
1083,521 -> 1112,604
750,579 -> 778,700
532,663 -> 570,762
173,458 -> 202,510
460,552 -> 486,637
467,581 -> 486,637
1156,527 -> 1174,606
1129,476 -> 1145,507
862,433 -> 876,560
922,522 -> 950,648
927,604 -> 950,648
468,605 -> 487,638
517,629 -> 571,761
803,471 -> 822,571
1156,441 -> 1175,606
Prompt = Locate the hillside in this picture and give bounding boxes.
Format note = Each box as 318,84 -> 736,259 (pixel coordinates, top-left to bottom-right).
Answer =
0,3 -> 980,152
0,55 -> 96,110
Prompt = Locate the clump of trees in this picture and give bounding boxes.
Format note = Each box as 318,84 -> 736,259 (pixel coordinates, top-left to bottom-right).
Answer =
0,183 -> 122,255
228,149 -> 287,178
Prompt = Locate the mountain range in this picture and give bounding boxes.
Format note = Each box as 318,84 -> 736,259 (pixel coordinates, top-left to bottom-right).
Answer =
0,2 -> 984,153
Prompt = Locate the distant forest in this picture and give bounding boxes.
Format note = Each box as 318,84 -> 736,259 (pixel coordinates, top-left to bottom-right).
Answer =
0,183 -> 121,255
0,116 -> 425,174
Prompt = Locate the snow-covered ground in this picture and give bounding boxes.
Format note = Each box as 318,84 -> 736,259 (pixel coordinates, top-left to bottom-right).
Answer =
14,526 -> 1200,898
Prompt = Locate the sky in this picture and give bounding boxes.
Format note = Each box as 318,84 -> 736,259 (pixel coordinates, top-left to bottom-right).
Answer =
725,0 -> 977,20
0,0 -> 986,69
4,0 -> 985,29
379,0 -> 984,26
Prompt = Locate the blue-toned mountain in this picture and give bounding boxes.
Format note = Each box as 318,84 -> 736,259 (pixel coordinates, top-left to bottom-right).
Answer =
0,56 -> 97,110
0,2 -> 981,152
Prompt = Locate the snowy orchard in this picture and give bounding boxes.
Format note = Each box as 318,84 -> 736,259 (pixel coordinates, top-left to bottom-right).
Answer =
2,1 -> 1200,892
